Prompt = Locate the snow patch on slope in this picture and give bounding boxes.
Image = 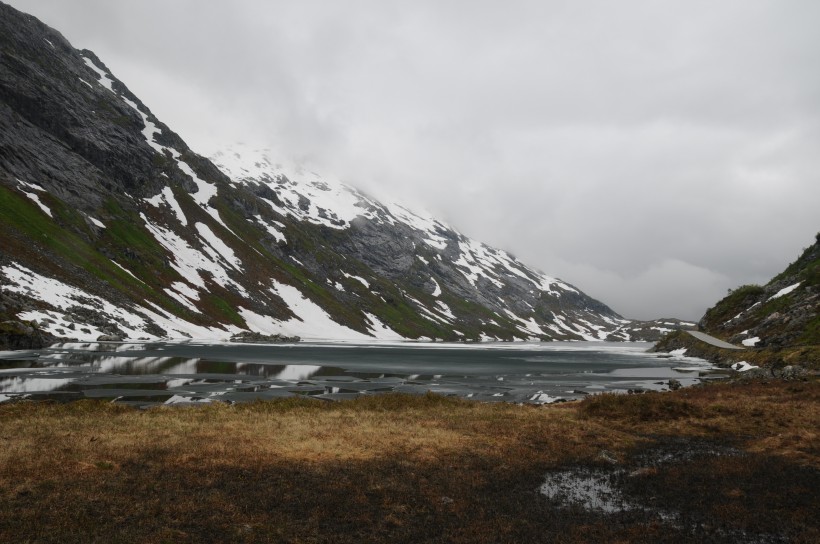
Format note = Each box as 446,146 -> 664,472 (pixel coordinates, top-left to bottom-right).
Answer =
111,261 -> 143,283
144,186 -> 187,225
81,56 -> 115,92
238,282 -> 375,341
211,144 -> 377,229
16,178 -> 46,192
195,222 -> 242,271
177,159 -> 218,208
15,178 -> 52,216
1,262 -> 237,341
141,214 -> 246,296
769,282 -> 801,301
22,191 -> 52,217
342,272 -> 370,289
255,216 -> 286,244
244,282 -> 403,340
502,309 -> 548,339
364,313 -> 404,340
383,202 -> 451,250
121,96 -> 165,154
742,336 -> 760,347
435,301 -> 456,321
119,96 -> 226,231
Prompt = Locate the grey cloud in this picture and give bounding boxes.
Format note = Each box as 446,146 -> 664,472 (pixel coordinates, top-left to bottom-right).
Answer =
9,0 -> 820,320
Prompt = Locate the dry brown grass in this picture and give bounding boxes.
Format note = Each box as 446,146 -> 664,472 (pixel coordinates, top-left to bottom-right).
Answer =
579,380 -> 820,465
1,382 -> 818,543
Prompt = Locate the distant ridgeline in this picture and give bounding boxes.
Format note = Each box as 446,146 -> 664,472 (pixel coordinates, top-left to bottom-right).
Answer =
656,233 -> 820,369
0,2 -> 690,347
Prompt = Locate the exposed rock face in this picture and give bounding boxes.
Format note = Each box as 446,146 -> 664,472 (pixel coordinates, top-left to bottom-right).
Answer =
0,320 -> 57,350
0,2 -> 671,345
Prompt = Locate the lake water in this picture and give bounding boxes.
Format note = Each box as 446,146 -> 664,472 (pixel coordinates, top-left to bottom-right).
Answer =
0,341 -> 720,407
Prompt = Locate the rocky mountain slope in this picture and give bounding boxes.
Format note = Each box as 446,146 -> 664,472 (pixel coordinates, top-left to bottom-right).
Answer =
0,2 -> 681,345
656,233 -> 819,368
699,233 -> 819,350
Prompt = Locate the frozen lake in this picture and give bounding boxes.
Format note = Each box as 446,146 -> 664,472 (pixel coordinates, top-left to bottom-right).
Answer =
0,341 -> 720,406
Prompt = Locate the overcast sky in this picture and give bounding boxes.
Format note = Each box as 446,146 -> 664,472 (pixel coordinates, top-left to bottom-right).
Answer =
9,0 -> 820,320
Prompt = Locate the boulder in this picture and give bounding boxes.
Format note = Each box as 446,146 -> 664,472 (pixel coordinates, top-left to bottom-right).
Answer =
777,365 -> 807,380
0,320 -> 58,350
229,331 -> 300,344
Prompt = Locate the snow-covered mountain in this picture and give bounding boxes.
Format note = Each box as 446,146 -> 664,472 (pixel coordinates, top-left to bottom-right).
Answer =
208,144 -> 640,340
0,2 -> 684,346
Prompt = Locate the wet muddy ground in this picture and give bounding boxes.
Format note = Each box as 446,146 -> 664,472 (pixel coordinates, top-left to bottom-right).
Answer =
540,438 -> 819,542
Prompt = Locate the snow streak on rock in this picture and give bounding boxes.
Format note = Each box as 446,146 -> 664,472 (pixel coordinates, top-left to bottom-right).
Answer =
81,56 -> 115,92
769,282 -> 801,301
144,186 -> 187,225
140,214 -> 246,296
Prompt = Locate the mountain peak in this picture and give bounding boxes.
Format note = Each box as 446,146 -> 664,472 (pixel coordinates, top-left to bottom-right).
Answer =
0,3 -> 682,346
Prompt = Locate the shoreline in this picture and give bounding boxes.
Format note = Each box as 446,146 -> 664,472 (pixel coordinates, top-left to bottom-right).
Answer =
1,341 -> 717,407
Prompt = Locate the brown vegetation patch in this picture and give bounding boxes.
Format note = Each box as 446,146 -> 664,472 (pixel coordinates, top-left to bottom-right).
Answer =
0,383 -> 818,543
579,380 -> 820,465
580,392 -> 702,422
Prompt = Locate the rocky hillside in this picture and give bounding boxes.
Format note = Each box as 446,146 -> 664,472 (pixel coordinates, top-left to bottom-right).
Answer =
700,233 -> 819,350
656,233 -> 819,368
0,2 -> 678,346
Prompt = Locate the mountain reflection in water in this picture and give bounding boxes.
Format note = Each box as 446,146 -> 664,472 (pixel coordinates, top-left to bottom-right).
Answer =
0,341 -> 721,406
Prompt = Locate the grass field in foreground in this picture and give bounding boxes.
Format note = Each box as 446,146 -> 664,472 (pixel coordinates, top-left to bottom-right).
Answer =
1,380 -> 818,543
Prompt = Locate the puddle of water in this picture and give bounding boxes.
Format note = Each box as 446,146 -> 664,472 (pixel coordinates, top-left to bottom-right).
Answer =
539,442 -> 743,520
540,469 -> 634,514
